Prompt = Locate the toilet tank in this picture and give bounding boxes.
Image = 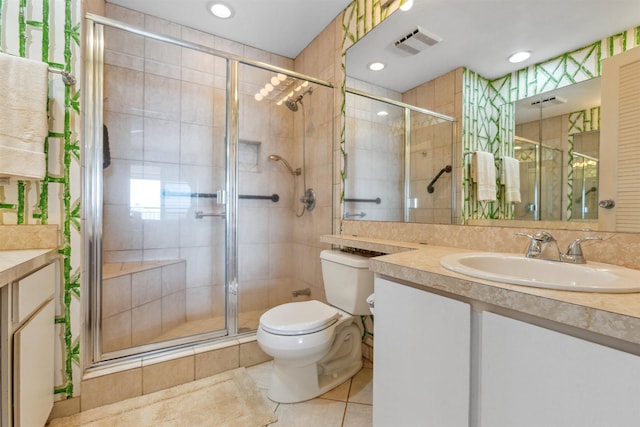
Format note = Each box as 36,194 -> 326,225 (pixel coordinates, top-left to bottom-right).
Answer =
320,250 -> 375,315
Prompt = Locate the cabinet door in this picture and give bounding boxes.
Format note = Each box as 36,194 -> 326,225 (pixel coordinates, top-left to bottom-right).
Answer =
13,299 -> 55,427
373,277 -> 471,427
480,311 -> 640,427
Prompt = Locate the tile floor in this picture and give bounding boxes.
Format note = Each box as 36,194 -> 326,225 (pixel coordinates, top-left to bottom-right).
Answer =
247,360 -> 373,427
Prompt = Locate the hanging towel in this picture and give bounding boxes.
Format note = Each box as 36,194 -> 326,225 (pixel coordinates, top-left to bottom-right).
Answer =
0,52 -> 49,180
470,151 -> 497,201
501,155 -> 521,203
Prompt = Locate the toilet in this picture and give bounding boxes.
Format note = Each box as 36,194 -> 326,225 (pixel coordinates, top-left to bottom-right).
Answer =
257,249 -> 374,403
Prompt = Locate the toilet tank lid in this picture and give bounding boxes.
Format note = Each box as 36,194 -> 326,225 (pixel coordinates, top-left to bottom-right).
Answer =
320,250 -> 370,268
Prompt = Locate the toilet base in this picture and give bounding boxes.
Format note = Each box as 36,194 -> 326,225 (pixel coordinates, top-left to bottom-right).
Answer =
267,322 -> 363,403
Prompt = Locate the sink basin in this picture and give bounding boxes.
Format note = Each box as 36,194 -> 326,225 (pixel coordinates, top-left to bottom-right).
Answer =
439,252 -> 640,293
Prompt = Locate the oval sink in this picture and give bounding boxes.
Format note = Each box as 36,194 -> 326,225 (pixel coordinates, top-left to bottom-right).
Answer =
439,252 -> 640,293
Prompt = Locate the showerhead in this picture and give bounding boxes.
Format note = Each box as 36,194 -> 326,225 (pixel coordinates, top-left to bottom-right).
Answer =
284,87 -> 313,112
268,154 -> 301,176
285,99 -> 299,112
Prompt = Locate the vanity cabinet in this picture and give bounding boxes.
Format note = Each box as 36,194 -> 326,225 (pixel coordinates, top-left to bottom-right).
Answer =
479,311 -> 640,427
374,276 -> 640,427
373,277 -> 471,427
1,260 -> 57,427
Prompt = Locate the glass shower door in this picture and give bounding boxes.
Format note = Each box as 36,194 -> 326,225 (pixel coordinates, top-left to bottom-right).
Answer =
97,23 -> 228,358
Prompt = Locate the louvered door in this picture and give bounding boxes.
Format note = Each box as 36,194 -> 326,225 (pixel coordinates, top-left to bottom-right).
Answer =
600,46 -> 640,231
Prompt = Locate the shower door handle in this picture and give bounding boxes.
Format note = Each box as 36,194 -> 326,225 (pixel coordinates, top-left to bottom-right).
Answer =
195,211 -> 226,219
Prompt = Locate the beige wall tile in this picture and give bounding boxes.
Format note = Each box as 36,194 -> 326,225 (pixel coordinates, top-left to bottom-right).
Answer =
80,368 -> 142,411
195,346 -> 240,380
49,396 -> 80,421
142,356 -> 194,394
101,311 -> 132,353
239,340 -> 271,367
132,300 -> 162,346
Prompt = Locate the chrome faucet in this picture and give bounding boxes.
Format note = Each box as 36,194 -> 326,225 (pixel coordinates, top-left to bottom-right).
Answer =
516,231 -> 602,264
516,231 -> 562,261
563,237 -> 603,264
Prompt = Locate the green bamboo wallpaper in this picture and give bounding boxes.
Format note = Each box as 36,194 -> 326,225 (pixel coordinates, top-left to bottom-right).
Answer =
0,0 -> 81,400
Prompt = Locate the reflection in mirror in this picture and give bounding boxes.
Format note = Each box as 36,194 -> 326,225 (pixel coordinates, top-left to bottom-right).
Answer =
572,131 -> 599,220
344,85 -> 456,223
514,78 -> 601,223
342,0 -> 639,230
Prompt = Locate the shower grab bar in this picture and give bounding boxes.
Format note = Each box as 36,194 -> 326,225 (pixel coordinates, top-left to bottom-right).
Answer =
195,211 -> 225,219
427,165 -> 452,194
163,191 -> 279,202
344,211 -> 366,219
344,197 -> 381,204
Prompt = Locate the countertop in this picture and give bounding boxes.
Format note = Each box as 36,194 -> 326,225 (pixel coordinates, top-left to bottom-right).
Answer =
0,249 -> 59,287
321,234 -> 640,347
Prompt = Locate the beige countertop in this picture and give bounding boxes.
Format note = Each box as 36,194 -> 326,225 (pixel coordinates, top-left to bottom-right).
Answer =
0,249 -> 59,287
322,234 -> 640,347
0,225 -> 59,286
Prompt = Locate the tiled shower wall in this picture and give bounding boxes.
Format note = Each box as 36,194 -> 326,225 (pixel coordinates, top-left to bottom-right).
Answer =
103,3 -> 308,335
403,68 -> 461,224
102,4 -> 229,326
345,78 -> 404,222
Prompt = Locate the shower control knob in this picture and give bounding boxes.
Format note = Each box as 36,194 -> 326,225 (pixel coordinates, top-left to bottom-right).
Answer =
598,199 -> 615,209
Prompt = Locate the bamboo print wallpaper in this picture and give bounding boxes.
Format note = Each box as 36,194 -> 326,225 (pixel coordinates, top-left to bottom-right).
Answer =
0,0 -> 81,400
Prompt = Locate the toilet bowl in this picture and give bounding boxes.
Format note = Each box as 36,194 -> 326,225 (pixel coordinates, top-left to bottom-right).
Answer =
257,250 -> 374,403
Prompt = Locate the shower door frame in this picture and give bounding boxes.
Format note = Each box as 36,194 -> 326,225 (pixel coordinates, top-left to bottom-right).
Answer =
83,13 -> 334,368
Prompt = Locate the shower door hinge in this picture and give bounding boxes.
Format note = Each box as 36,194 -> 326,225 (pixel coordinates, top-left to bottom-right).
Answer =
216,189 -> 226,205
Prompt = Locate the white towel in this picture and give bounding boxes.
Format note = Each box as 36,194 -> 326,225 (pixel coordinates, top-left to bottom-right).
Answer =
0,52 -> 49,180
470,151 -> 496,201
501,155 -> 521,203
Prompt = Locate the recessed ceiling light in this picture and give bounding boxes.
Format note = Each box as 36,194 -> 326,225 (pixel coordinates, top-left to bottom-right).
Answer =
368,61 -> 385,71
400,0 -> 414,11
377,110 -> 389,116
209,2 -> 233,19
508,51 -> 531,63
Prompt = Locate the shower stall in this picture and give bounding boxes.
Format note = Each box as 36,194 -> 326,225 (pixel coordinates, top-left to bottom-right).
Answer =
84,13 -> 334,363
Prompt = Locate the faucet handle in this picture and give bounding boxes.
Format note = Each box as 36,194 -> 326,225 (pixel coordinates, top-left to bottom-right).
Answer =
565,237 -> 602,263
515,232 -> 533,239
532,230 -> 556,242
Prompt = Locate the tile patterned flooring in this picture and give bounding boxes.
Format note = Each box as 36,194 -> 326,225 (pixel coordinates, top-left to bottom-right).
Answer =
247,360 -> 374,427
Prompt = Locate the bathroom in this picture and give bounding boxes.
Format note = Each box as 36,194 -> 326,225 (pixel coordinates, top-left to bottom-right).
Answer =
1,0 -> 640,426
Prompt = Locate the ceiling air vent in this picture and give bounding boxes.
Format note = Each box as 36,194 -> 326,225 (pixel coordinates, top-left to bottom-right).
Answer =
530,96 -> 568,107
394,26 -> 442,55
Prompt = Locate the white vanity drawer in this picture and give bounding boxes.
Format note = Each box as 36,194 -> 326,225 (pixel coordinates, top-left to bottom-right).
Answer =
12,262 -> 56,324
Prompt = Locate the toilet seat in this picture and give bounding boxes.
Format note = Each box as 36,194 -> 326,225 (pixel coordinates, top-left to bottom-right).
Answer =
260,300 -> 340,336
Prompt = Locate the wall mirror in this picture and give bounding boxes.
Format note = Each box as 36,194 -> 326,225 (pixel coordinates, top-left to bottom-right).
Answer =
513,78 -> 601,223
344,1 -> 638,230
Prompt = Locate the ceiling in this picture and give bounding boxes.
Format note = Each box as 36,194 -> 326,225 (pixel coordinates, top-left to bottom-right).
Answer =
105,0 -> 353,59
107,0 -> 640,94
